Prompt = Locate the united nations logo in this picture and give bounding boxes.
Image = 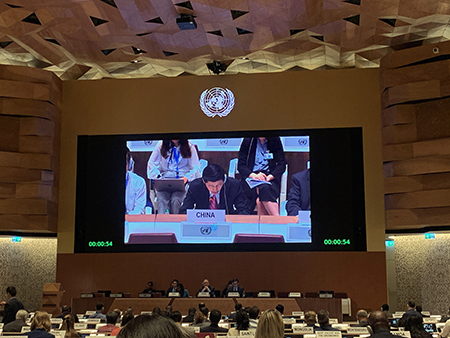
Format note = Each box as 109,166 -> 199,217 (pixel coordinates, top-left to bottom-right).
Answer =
220,139 -> 228,145
200,226 -> 212,235
144,140 -> 153,146
200,87 -> 235,118
298,138 -> 308,146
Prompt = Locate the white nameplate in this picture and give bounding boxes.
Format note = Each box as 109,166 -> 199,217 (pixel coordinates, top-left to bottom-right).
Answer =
347,327 -> 370,334
81,293 -> 94,298
77,315 -> 84,319
110,293 -> 123,298
21,326 -> 31,333
391,331 -> 411,338
74,323 -> 88,330
316,331 -> 342,338
86,319 -> 101,324
187,209 -> 225,223
194,327 -> 200,333
293,325 -> 314,334
139,293 -> 152,298
283,318 -> 296,324
85,311 -> 96,315
423,317 -> 437,323
292,311 -> 304,316
0,324 -> 4,329
422,311 -> 431,316
140,311 -> 152,315
228,292 -> 240,297
289,292 -> 302,298
392,314 -> 403,318
168,292 -> 180,297
51,318 -> 63,324
329,318 -> 338,324
240,331 -> 255,336
8,336 -> 26,338
395,312 -> 405,315
219,323 -> 228,328
258,292 -> 271,298
198,292 -> 210,297
51,330 -> 66,338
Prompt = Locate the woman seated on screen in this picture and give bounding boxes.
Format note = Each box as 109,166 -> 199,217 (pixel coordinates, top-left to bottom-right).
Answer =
238,137 -> 286,215
147,139 -> 201,214
27,311 -> 54,338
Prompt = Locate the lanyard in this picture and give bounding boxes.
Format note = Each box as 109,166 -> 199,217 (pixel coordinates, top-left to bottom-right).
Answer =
172,147 -> 180,178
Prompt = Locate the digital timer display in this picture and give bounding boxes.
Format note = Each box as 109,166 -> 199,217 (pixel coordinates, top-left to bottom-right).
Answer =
324,239 -> 350,245
88,241 -> 113,247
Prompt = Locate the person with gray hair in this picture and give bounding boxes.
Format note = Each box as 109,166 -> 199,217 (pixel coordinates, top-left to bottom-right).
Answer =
353,309 -> 369,327
3,309 -> 28,332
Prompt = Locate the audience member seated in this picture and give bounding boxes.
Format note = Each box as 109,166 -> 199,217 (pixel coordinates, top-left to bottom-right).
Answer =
183,308 -> 196,323
368,311 -> 397,338
227,310 -> 255,336
405,313 -> 432,338
3,309 -> 28,332
1,286 -> 25,325
170,311 -> 196,338
353,309 -> 369,327
98,311 -> 119,333
416,306 -> 428,317
62,314 -> 81,338
286,168 -> 311,215
152,307 -> 161,315
304,311 -> 318,330
222,281 -> 233,298
56,306 -> 72,319
228,303 -> 242,321
225,278 -> 245,298
176,283 -> 189,298
275,304 -> 284,316
26,311 -> 54,338
89,303 -> 106,319
315,310 -> 339,331
200,309 -> 228,333
401,301 -> 423,323
255,309 -> 284,338
116,314 -> 184,338
198,279 -> 216,297
381,304 -> 392,318
190,309 -> 209,328
179,164 -> 249,215
249,306 -> 260,329
111,312 -> 134,336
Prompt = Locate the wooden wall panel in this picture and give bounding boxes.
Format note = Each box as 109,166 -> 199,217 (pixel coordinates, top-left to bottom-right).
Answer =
0,64 -> 61,233
381,42 -> 450,230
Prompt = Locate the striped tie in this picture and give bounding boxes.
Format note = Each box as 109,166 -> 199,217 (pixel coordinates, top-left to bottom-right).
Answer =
209,195 -> 217,209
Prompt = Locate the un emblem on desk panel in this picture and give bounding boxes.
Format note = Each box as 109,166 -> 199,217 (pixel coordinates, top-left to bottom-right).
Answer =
200,87 -> 235,118
200,226 -> 212,235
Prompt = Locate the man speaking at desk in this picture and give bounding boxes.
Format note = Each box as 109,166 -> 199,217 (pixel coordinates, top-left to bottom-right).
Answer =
179,164 -> 248,215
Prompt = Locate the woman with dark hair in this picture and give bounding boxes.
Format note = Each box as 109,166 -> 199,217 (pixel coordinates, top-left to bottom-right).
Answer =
147,139 -> 201,214
26,311 -> 54,338
63,314 -> 81,338
117,314 -> 183,338
405,313 -> 432,338
238,137 -> 286,215
227,310 -> 255,336
176,283 -> 190,298
111,312 -> 134,336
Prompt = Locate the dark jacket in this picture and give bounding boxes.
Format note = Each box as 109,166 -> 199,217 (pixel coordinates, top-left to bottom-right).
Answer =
3,319 -> 27,332
286,169 -> 310,215
26,329 -> 55,338
2,297 -> 24,324
200,323 -> 228,333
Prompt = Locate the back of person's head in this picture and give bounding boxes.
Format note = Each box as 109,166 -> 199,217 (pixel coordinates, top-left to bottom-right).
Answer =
405,313 -> 426,338
160,310 -> 170,318
236,310 -> 250,331
16,310 -> 28,321
368,311 -> 390,333
106,311 -> 119,324
255,309 -> 284,338
194,311 -> 205,324
357,309 -> 368,320
202,164 -> 225,183
188,307 -> 197,316
200,307 -> 209,317
117,314 -> 184,338
249,306 -> 260,320
126,307 -> 134,315
381,304 -> 389,312
416,306 -> 423,313
95,303 -> 104,311
31,311 -> 51,332
408,301 -> 416,309
6,286 -> 17,297
170,311 -> 182,323
305,311 -> 317,325
61,305 -> 71,313
165,305 -> 172,315
121,313 -> 134,327
275,304 -> 284,315
317,310 -> 329,326
63,314 -> 76,337
198,303 -> 206,310
235,303 -> 243,311
152,307 -> 161,315
210,309 -> 221,324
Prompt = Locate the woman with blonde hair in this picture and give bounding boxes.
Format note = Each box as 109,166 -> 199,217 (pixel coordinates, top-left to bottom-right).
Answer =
27,311 -> 54,338
255,309 -> 284,338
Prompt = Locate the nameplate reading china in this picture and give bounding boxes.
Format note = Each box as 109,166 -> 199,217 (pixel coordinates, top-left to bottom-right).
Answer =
316,331 -> 342,338
293,325 -> 314,334
391,331 -> 411,338
187,209 -> 225,223
227,292 -> 240,298
347,327 -> 370,334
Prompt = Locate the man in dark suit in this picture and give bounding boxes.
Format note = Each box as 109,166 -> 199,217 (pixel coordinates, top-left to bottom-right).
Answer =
286,168 -> 310,215
200,309 -> 228,333
225,278 -> 245,298
1,286 -> 24,325
3,309 -> 28,332
179,164 -> 248,215
353,309 -> 369,327
368,311 -> 398,338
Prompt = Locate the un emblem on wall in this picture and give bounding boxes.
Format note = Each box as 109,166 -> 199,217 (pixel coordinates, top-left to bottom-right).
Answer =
200,87 -> 235,118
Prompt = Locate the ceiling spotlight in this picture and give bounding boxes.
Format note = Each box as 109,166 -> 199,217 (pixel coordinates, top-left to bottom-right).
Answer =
176,14 -> 197,30
207,61 -> 227,75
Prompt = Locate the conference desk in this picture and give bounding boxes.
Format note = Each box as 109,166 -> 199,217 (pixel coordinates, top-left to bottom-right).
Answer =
125,213 -> 311,244
72,297 -> 344,320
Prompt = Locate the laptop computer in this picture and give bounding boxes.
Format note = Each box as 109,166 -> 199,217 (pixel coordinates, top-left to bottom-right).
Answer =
153,178 -> 185,192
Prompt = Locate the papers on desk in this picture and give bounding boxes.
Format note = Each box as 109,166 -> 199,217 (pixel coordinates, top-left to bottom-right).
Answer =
245,178 -> 272,189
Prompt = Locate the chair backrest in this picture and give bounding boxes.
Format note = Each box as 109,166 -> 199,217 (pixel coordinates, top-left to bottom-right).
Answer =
200,159 -> 208,174
228,158 -> 239,178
